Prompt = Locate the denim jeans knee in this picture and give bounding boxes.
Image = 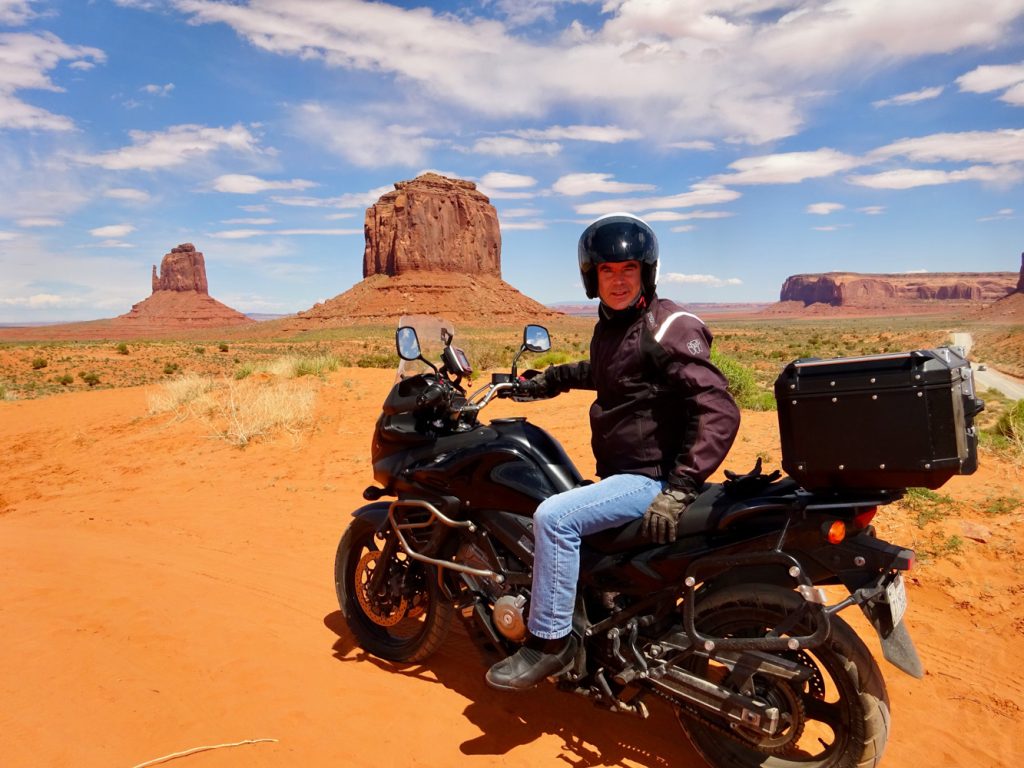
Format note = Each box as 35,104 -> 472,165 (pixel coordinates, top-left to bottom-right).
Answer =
527,474 -> 662,639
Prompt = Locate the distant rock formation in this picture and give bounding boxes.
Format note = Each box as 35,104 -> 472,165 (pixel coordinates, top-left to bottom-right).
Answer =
976,253 -> 1024,322
119,243 -> 252,330
152,243 -> 208,293
363,173 -> 501,278
780,271 -> 1017,307
281,173 -> 558,329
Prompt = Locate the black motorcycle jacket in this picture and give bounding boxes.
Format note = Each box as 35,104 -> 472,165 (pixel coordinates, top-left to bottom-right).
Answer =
540,296 -> 740,492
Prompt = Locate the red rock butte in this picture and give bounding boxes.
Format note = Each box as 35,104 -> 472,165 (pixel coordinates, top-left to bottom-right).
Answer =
0,243 -> 253,340
282,173 -> 560,328
116,243 -> 253,331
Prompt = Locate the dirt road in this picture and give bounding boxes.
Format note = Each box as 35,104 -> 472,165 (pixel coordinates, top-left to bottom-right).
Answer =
1,371 -> 1022,767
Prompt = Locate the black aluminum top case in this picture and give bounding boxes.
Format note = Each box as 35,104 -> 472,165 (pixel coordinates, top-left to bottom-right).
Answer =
774,347 -> 982,492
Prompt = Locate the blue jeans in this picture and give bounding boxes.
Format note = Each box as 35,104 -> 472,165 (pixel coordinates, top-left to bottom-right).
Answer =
528,474 -> 663,639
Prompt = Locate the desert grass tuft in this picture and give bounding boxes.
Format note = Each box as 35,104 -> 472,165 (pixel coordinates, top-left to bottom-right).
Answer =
209,379 -> 316,446
148,373 -> 316,444
148,374 -> 219,415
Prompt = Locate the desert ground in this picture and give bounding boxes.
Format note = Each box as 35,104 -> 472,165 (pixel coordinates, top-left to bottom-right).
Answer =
1,361 -> 1022,768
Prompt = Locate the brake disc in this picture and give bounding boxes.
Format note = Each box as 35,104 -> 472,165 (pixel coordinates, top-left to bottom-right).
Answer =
355,551 -> 408,627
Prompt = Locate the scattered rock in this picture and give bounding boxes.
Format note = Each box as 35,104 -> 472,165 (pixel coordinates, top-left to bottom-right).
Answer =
960,521 -> 992,544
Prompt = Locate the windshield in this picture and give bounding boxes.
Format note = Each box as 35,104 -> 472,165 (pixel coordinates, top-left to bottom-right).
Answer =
396,314 -> 455,380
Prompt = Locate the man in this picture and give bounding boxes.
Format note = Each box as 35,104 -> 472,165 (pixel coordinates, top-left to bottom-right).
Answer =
486,212 -> 741,691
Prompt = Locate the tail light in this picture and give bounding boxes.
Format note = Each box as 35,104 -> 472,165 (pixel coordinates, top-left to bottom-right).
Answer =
852,506 -> 878,530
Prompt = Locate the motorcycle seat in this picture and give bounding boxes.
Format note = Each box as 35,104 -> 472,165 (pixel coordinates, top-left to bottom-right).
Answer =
583,477 -> 800,553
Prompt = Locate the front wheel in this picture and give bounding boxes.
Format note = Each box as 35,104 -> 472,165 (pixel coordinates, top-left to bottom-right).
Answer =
679,584 -> 890,768
335,516 -> 453,663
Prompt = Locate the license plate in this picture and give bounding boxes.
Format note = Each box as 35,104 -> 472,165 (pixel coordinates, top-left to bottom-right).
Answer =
885,573 -> 908,627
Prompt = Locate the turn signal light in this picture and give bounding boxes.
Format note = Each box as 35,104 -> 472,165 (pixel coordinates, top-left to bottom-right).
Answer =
825,520 -> 847,544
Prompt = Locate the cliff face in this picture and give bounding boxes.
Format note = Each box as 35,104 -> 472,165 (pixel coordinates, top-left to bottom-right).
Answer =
1017,252 -> 1023,293
780,272 -> 1017,306
151,243 -> 209,294
362,173 -> 501,278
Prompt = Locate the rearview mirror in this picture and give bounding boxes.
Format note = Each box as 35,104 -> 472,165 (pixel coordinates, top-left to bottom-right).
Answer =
396,326 -> 422,361
523,325 -> 551,353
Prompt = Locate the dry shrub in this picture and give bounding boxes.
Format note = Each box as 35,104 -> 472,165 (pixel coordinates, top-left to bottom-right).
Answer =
148,374 -> 316,445
147,374 -> 218,416
210,378 -> 316,446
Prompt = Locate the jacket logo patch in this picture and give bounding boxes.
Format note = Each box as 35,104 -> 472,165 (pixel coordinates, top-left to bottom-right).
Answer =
687,338 -> 704,355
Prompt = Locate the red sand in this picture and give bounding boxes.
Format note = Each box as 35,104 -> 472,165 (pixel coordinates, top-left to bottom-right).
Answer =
1,370 -> 1022,767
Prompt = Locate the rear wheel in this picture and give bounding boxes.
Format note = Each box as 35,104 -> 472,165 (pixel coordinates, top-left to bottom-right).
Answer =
678,584 -> 890,768
335,516 -> 453,663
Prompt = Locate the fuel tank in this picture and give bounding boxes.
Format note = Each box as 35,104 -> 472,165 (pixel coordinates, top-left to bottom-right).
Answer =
373,416 -> 584,516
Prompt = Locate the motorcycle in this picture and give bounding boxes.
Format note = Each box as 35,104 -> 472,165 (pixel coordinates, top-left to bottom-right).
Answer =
334,319 -> 971,768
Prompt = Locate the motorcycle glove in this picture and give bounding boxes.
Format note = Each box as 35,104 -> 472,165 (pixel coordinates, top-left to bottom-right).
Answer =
641,488 -> 698,544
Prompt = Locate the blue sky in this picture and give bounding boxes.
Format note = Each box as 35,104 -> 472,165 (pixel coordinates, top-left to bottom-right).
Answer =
1,0 -> 1023,322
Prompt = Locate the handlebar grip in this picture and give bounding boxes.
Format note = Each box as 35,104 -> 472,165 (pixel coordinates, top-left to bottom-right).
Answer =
416,384 -> 445,408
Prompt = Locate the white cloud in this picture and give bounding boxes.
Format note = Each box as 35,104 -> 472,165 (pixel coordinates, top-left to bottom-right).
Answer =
89,223 -> 135,238
501,221 -> 547,230
209,227 -> 361,239
0,293 -> 81,308
871,128 -> 1024,165
807,202 -> 844,215
668,140 -> 715,151
1002,81 -> 1024,106
104,187 -> 151,202
221,217 -> 276,225
662,273 -> 742,288
325,212 -> 355,220
16,216 -> 61,227
0,1 -> 36,25
292,103 -> 438,168
270,185 -> 393,209
511,125 -> 641,143
93,239 -> 134,248
499,207 -> 542,217
712,149 -> 861,185
480,172 -> 537,189
142,82 -> 175,96
849,165 -> 1024,190
0,31 -> 105,130
211,174 -> 317,194
978,208 -> 1016,222
471,137 -> 561,156
670,225 -> 695,232
575,184 -> 741,216
872,86 -> 944,108
858,206 -> 886,215
644,209 -> 736,222
814,226 -> 839,231
553,172 -> 656,196
172,0 -> 1024,146
75,123 -> 261,170
0,230 -> 16,241
957,60 -> 1024,105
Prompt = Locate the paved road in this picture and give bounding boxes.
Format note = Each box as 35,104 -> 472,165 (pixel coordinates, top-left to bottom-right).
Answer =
951,331 -> 1024,400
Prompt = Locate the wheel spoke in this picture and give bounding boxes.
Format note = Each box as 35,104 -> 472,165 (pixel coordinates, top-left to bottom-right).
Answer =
804,696 -> 844,726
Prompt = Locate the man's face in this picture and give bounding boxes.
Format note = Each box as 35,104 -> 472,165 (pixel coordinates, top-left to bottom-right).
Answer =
597,260 -> 642,311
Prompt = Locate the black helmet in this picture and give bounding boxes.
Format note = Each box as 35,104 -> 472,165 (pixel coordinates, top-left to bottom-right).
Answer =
578,213 -> 659,301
